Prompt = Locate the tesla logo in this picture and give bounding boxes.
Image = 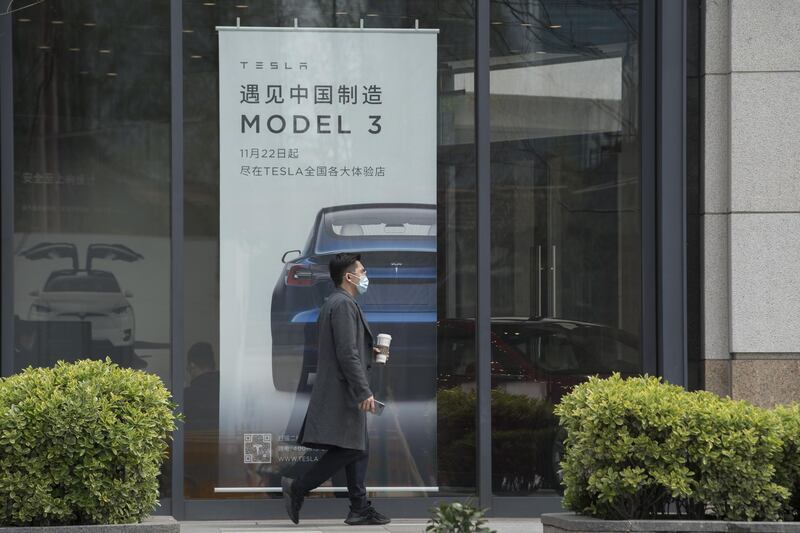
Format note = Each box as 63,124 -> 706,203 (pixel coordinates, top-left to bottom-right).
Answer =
390,262 -> 403,275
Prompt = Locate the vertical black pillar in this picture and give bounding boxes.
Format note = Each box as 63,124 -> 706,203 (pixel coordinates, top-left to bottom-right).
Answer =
169,0 -> 186,520
657,0 -> 688,387
1,14 -> 14,378
475,0 -> 492,511
641,0 -> 658,376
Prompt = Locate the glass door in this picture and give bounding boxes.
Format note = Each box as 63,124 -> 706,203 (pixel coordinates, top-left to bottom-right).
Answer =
488,0 -> 644,495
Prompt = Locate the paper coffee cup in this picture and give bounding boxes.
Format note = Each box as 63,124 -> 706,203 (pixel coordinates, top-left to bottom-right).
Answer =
375,334 -> 391,364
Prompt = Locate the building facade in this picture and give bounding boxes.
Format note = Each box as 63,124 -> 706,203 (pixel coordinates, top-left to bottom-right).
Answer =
4,0 -> 791,522
695,0 -> 800,408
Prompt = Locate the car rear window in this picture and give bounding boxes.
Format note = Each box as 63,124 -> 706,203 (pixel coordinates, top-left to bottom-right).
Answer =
315,206 -> 436,254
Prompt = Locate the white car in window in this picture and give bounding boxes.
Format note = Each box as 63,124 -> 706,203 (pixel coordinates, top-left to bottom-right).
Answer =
20,242 -> 142,348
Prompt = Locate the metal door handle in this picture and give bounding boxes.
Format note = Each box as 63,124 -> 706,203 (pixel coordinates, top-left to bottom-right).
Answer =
551,244 -> 557,318
537,245 -> 542,317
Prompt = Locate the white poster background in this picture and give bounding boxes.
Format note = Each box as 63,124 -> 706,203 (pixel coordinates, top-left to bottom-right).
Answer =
218,27 -> 437,488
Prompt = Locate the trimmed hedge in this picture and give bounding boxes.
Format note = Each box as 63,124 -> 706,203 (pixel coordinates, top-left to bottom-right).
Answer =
555,374 -> 800,521
775,405 -> 800,521
0,360 -> 177,526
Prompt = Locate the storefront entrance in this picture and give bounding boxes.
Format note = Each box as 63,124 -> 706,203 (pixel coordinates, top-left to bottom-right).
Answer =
1,0 -> 689,519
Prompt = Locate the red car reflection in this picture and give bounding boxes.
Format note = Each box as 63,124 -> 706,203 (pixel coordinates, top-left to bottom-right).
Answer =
438,316 -> 641,403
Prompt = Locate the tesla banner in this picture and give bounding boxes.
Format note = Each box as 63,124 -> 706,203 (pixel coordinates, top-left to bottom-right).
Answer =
217,26 -> 439,492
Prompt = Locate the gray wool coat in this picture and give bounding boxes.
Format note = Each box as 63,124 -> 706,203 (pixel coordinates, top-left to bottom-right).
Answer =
298,288 -> 374,451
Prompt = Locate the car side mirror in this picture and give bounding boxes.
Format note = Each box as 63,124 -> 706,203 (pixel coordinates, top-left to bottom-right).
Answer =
282,250 -> 302,263
124,290 -> 134,298
29,290 -> 40,297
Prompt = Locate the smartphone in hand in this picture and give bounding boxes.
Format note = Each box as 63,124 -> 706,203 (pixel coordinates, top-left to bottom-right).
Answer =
373,400 -> 386,416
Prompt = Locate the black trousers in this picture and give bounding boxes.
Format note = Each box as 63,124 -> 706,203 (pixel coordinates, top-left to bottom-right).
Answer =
294,444 -> 369,512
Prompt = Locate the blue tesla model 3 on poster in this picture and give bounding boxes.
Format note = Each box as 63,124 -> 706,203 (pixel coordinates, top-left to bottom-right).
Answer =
270,203 -> 437,402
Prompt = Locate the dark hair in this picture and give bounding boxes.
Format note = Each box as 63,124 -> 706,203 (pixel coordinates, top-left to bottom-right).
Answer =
187,342 -> 216,371
329,253 -> 361,286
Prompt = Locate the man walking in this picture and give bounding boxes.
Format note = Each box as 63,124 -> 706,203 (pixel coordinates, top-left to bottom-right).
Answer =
282,253 -> 390,526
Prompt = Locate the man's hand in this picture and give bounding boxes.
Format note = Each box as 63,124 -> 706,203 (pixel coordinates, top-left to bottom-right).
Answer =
373,346 -> 389,362
359,395 -> 376,413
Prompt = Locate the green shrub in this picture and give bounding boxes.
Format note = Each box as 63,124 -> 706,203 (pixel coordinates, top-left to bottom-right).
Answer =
555,374 -> 793,521
774,404 -> 800,520
426,501 -> 496,533
682,390 -> 786,521
555,374 -> 694,519
0,359 -> 178,526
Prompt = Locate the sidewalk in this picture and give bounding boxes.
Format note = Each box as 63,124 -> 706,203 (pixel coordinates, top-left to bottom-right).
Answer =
180,518 -> 542,533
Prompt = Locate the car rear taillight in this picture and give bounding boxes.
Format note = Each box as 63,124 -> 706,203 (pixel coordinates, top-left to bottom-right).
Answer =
286,265 -> 314,286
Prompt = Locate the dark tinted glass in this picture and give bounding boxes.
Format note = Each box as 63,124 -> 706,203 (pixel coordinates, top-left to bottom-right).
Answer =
488,0 -> 643,496
11,0 -> 172,495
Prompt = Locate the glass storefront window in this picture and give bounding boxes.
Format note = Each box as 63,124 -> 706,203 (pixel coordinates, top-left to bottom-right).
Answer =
0,0 -> 666,514
488,0 -> 643,495
183,1 -> 476,500
11,0 -> 172,494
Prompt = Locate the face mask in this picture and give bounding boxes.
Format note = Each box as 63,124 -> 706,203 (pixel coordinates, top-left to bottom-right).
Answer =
348,272 -> 369,295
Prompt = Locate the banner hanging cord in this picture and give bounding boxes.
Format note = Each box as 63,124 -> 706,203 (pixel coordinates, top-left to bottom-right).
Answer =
227,17 -> 423,31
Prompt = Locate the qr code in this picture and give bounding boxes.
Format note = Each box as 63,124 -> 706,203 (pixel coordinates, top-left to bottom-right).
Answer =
243,433 -> 272,464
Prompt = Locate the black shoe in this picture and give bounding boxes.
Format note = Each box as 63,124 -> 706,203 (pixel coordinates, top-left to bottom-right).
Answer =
344,506 -> 391,526
281,476 -> 303,524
